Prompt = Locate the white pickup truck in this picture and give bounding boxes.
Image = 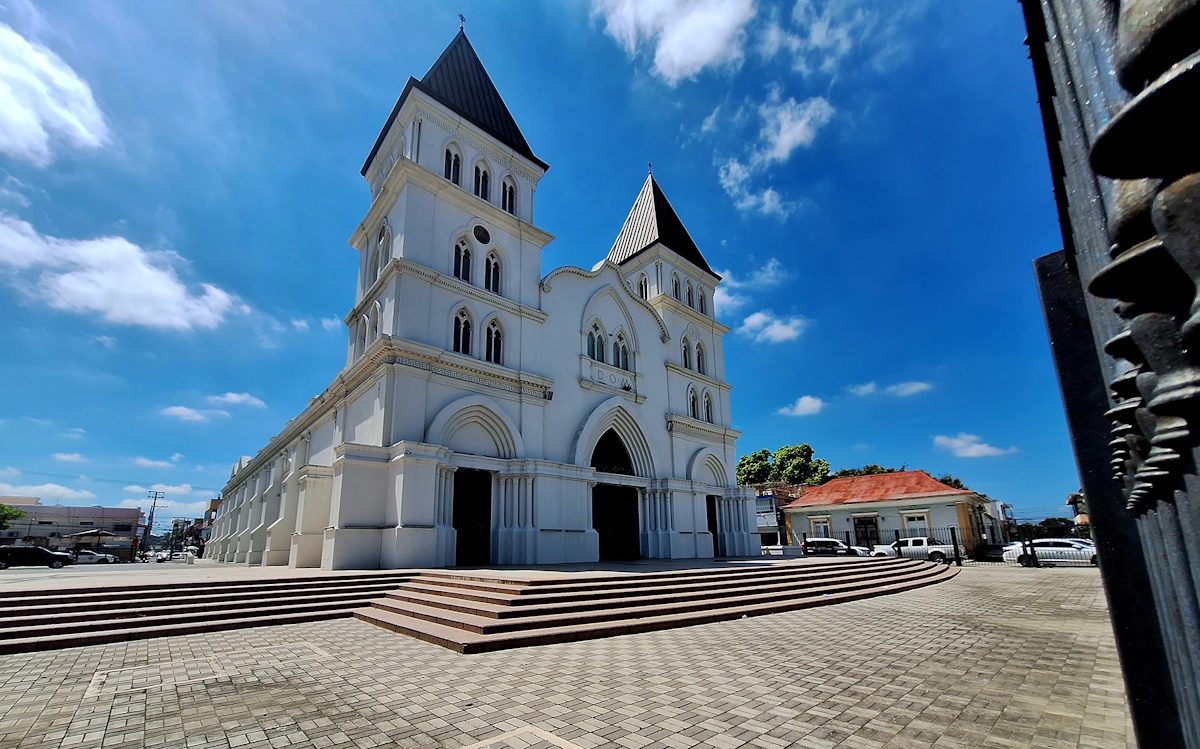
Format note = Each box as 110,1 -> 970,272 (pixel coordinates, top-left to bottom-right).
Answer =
875,536 -> 963,563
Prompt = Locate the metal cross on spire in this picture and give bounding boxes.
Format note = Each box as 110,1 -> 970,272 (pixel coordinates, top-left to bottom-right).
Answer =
647,161 -> 652,174
459,14 -> 466,30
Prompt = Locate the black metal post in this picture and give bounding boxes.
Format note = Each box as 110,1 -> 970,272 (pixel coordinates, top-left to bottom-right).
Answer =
893,529 -> 901,558
949,527 -> 962,567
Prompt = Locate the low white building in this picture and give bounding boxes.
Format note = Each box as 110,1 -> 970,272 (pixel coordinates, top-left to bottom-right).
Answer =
781,472 -> 991,555
205,30 -> 758,570
0,496 -> 144,558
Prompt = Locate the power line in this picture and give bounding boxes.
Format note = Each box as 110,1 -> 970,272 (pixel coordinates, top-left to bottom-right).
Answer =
1,468 -> 222,494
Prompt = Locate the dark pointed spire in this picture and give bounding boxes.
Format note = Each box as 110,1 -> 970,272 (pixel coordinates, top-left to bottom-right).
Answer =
362,31 -> 548,175
608,173 -> 717,277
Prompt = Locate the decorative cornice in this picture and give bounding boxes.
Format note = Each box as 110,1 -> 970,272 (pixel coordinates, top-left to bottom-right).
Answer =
664,413 -> 741,444
541,261 -> 671,343
348,255 -> 549,323
664,361 -> 732,392
350,157 -> 554,251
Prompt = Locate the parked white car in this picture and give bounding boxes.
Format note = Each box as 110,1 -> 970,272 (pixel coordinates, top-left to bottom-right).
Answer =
801,537 -> 873,557
876,536 -> 964,563
73,549 -> 118,564
1003,539 -> 1097,566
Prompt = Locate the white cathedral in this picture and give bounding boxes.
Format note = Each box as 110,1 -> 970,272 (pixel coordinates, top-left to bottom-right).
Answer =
205,31 -> 759,569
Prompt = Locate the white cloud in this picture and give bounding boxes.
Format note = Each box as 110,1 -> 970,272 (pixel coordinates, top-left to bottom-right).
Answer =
92,335 -> 116,348
160,406 -> 229,423
0,22 -> 109,166
0,175 -> 34,207
717,157 -> 797,219
171,453 -> 184,462
0,467 -> 18,477
0,213 -> 239,330
886,381 -> 932,396
60,427 -> 85,438
933,433 -> 1018,458
133,456 -> 172,469
118,496 -> 208,518
713,258 -> 792,314
701,105 -> 721,133
758,0 -> 922,79
592,0 -> 756,85
847,382 -> 877,396
320,317 -> 341,331
123,482 -> 213,499
206,392 -> 266,408
737,310 -> 807,343
778,395 -> 824,416
752,88 -> 835,165
291,318 -> 309,331
52,452 -> 85,463
0,481 -> 95,500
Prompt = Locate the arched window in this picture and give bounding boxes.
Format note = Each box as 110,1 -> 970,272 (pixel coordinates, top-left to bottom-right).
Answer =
501,177 -> 516,214
638,275 -> 648,300
474,165 -> 490,201
453,240 -> 471,283
686,282 -> 694,308
453,309 -> 472,355
485,252 -> 501,294
366,246 -> 379,288
377,224 -> 391,267
672,275 -> 680,300
369,303 -> 380,342
485,319 -> 503,365
689,388 -> 699,420
682,337 -> 692,370
699,290 -> 707,315
589,323 -> 605,363
444,148 -> 461,185
704,392 -> 713,423
613,334 -> 629,371
696,344 -> 706,375
358,316 -> 368,357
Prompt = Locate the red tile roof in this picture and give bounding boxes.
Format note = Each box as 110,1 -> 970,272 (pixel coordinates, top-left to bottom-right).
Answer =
781,471 -> 974,509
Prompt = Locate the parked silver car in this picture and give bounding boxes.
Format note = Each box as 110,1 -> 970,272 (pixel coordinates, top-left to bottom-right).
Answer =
1003,538 -> 1097,566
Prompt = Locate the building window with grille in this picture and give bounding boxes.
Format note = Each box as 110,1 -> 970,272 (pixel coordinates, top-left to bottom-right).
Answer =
454,241 -> 471,283
485,320 -> 503,365
474,165 -> 490,201
501,177 -> 516,214
688,388 -> 698,420
638,274 -> 648,300
682,337 -> 692,369
485,252 -> 501,294
453,309 -> 472,355
696,344 -> 706,375
444,148 -> 461,185
704,392 -> 713,423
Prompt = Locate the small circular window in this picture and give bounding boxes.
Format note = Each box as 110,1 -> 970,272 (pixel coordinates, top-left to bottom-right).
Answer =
473,225 -> 491,244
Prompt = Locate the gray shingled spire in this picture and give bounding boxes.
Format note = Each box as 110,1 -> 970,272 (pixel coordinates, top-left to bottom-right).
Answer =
607,173 -> 717,277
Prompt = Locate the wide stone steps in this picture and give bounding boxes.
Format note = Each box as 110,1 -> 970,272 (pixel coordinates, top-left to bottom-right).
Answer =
354,558 -> 958,653
0,573 -> 413,654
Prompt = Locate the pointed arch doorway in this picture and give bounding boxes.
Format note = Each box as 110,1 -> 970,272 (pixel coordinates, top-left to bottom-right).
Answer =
591,429 -> 641,560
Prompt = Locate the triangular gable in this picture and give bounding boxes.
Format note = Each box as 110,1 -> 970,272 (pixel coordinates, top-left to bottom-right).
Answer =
607,174 -> 717,278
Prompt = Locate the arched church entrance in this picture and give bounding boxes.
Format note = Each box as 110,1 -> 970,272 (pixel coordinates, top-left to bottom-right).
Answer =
591,429 -> 641,560
452,469 -> 492,565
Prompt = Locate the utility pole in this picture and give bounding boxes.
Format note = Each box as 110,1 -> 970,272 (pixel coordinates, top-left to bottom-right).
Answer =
143,490 -> 163,549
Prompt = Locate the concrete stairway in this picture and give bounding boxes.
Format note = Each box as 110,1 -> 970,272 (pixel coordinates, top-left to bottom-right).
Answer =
354,558 -> 957,653
0,573 -> 413,654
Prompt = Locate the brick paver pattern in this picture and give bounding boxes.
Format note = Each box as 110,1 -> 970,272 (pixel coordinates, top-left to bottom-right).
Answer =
0,566 -> 1131,749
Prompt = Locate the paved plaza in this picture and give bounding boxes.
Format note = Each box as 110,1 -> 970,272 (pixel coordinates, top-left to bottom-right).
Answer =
0,566 -> 1130,749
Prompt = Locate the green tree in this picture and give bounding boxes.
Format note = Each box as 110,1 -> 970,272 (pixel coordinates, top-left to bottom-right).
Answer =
736,449 -> 774,486
1037,517 -> 1077,537
826,464 -> 904,482
771,444 -> 829,486
0,504 -> 25,531
936,473 -> 968,490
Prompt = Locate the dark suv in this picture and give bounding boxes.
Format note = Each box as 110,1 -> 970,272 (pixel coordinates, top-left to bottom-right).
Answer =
0,546 -> 75,569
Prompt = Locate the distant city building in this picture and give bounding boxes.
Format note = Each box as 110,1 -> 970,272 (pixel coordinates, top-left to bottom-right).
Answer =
752,483 -> 809,545
205,31 -> 757,570
0,496 -> 144,558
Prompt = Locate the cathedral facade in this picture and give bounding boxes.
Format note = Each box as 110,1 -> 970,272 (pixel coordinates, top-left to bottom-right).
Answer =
205,32 -> 758,569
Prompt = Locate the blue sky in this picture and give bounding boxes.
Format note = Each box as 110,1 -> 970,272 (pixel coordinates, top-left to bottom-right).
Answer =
0,0 -> 1075,530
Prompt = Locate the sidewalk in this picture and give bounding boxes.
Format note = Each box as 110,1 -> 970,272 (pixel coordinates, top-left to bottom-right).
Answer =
0,565 -> 1130,748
